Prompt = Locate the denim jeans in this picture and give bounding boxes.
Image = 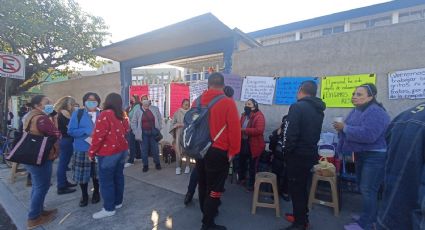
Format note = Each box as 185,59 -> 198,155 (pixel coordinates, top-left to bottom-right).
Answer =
127,131 -> 141,163
141,131 -> 160,167
97,151 -> 127,211
355,151 -> 386,230
25,160 -> 53,220
57,137 -> 74,189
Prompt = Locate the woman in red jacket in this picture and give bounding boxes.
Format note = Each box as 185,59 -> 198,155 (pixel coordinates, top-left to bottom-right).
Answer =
88,93 -> 130,219
238,98 -> 266,191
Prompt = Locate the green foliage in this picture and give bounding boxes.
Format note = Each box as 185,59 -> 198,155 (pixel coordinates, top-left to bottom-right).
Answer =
0,0 -> 110,91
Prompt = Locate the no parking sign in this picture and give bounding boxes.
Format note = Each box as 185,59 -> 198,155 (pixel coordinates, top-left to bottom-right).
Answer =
0,52 -> 25,80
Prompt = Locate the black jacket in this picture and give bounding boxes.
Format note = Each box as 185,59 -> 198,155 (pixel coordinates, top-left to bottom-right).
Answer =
283,96 -> 326,159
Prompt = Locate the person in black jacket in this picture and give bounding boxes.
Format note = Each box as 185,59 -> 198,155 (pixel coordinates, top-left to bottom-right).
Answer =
281,81 -> 326,230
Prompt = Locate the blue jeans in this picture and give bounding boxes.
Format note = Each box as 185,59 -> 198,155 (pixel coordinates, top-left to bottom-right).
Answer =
355,151 -> 386,230
141,131 -> 160,167
57,137 -> 74,189
127,131 -> 141,163
97,151 -> 127,211
25,160 -> 53,220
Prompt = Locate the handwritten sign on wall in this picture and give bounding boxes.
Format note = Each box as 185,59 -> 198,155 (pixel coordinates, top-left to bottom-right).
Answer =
275,77 -> 318,105
388,68 -> 425,100
149,84 -> 166,117
169,83 -> 190,118
223,74 -> 243,100
321,74 -> 376,108
189,80 -> 208,103
241,76 -> 276,105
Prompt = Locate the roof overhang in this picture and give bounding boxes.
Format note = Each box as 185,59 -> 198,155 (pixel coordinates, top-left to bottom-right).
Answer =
93,13 -> 235,62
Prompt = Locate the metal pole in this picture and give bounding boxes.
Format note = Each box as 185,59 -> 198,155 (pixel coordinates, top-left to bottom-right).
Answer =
3,77 -> 8,135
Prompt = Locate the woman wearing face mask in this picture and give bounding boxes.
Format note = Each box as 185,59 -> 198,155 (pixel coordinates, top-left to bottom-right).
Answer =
238,98 -> 265,191
24,95 -> 61,229
170,99 -> 191,175
68,92 -> 101,207
333,83 -> 390,230
124,95 -> 142,168
131,95 -> 163,172
54,96 -> 78,195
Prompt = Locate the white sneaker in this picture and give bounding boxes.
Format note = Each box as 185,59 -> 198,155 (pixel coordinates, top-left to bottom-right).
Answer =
92,208 -> 116,219
115,204 -> 123,209
176,167 -> 181,175
184,166 -> 190,174
124,163 -> 134,168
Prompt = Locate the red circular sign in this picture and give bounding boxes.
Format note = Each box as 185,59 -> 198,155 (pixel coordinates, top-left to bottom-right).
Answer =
0,54 -> 21,73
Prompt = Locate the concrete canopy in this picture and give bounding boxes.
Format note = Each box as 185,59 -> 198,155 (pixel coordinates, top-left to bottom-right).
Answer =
93,13 -> 236,106
93,13 -> 235,63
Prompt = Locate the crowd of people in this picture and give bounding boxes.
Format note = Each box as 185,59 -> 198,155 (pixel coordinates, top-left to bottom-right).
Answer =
10,72 -> 425,230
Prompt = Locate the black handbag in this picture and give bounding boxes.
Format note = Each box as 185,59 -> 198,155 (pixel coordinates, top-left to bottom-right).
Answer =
6,115 -> 55,166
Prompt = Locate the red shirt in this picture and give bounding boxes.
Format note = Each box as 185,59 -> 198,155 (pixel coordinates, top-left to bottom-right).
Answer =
141,109 -> 154,131
88,110 -> 130,158
194,89 -> 241,158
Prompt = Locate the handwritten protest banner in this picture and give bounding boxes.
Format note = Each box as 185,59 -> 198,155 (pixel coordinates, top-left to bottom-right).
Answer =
223,74 -> 243,100
388,68 -> 425,99
321,74 -> 376,108
129,85 -> 149,98
149,84 -> 166,116
169,83 -> 190,118
275,77 -> 318,105
190,80 -> 208,102
241,76 -> 276,105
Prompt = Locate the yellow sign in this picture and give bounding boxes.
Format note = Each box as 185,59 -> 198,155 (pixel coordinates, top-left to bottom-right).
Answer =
321,74 -> 376,108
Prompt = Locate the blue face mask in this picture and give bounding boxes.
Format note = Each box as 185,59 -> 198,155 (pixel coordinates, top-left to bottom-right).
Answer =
85,101 -> 98,109
44,104 -> 54,114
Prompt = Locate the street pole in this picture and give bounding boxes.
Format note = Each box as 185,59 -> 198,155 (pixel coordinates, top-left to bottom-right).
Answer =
3,77 -> 8,135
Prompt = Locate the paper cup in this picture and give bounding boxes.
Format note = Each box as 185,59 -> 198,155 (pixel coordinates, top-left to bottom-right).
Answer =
333,116 -> 344,123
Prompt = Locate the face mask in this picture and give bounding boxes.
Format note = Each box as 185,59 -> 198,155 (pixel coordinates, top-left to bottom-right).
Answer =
244,106 -> 252,116
142,100 -> 149,106
85,101 -> 98,109
44,104 -> 54,114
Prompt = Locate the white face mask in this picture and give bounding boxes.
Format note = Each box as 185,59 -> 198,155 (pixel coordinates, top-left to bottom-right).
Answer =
142,100 -> 149,106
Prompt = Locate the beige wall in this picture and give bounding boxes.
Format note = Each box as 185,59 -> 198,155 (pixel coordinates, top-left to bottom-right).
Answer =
232,20 -> 425,135
41,72 -> 121,105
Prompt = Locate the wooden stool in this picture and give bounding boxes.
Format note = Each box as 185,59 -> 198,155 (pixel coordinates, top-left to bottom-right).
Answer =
10,163 -> 27,184
308,173 -> 339,216
251,172 -> 280,217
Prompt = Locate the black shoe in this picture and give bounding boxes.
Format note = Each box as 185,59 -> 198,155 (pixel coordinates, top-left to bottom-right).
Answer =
66,181 -> 77,188
282,223 -> 306,230
155,164 -> 162,170
79,197 -> 88,207
201,224 -> 227,230
92,192 -> 100,204
143,166 -> 149,172
184,192 -> 193,205
57,187 -> 77,195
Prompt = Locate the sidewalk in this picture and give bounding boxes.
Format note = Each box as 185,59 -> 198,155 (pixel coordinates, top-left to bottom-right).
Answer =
0,161 -> 361,230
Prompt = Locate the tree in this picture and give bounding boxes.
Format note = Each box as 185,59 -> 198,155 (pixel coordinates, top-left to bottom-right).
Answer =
0,0 -> 110,131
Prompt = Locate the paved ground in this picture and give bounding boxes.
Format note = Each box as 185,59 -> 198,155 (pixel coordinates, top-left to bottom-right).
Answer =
0,203 -> 16,230
0,159 -> 361,230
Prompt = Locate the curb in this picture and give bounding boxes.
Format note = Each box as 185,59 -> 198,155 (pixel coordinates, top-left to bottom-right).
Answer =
0,175 -> 33,230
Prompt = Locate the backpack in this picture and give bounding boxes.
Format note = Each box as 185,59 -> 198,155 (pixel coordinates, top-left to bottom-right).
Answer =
162,144 -> 176,164
181,94 -> 226,159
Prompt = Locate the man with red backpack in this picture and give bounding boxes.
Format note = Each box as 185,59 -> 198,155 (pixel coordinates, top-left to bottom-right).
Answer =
194,72 -> 241,230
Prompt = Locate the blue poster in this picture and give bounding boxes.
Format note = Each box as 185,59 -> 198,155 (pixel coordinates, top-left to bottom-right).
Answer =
274,77 -> 318,105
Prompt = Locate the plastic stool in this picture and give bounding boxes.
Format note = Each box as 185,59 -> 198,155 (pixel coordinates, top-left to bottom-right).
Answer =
251,172 -> 280,217
308,173 -> 339,216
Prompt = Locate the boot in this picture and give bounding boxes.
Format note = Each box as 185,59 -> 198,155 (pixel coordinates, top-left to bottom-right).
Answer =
79,183 -> 89,207
184,192 -> 193,205
92,178 -> 100,204
27,212 -> 56,230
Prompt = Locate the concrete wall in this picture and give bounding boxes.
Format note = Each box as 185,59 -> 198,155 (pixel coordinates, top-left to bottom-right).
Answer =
41,72 -> 120,105
232,20 -> 425,136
